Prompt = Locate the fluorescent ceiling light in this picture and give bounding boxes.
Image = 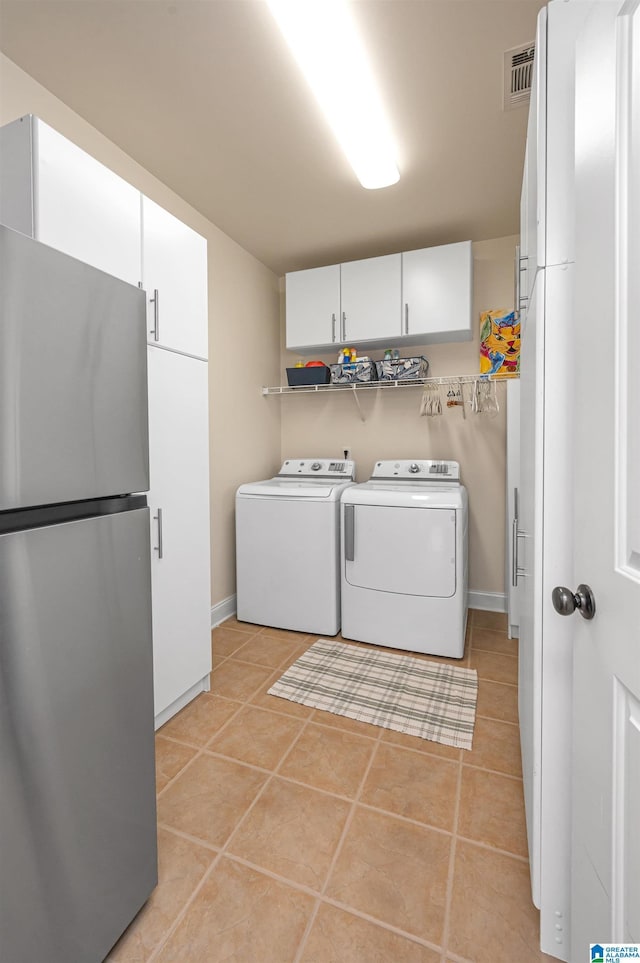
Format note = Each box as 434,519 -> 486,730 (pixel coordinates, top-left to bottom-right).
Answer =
267,0 -> 400,190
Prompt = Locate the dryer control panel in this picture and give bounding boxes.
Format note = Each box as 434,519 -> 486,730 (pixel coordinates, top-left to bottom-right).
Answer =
279,459 -> 356,479
371,459 -> 460,482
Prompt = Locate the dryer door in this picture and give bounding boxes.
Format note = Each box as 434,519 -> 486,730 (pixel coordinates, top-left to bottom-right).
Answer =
345,504 -> 456,598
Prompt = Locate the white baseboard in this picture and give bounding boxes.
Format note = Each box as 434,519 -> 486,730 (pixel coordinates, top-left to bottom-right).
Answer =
212,592 -> 504,624
154,674 -> 210,730
468,591 -> 507,613
211,594 -> 237,628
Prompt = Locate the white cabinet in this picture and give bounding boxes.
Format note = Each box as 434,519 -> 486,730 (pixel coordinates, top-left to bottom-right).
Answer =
285,243 -> 472,352
522,46 -> 542,303
0,115 -> 141,286
147,347 -> 211,725
340,253 -> 401,343
506,379 -> 520,639
401,241 -> 473,343
285,255 -> 401,350
0,114 -> 212,729
285,263 -> 341,350
141,196 -> 208,359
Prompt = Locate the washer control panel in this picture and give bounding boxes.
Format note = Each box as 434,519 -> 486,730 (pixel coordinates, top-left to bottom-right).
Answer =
371,460 -> 460,482
279,459 -> 356,479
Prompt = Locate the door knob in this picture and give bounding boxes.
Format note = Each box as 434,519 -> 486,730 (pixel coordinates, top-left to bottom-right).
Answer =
552,584 -> 596,620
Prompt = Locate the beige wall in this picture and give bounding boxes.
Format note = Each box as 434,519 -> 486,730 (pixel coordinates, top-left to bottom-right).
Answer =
280,235 -> 518,599
0,53 -> 282,608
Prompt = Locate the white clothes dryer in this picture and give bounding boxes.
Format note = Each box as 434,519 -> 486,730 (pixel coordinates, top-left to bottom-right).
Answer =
236,458 -> 355,635
340,459 -> 468,657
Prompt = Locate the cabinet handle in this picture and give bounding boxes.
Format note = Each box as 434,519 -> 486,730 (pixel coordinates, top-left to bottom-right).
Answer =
404,303 -> 409,335
342,311 -> 346,342
154,507 -> 164,559
512,487 -> 530,584
149,288 -> 160,342
344,504 -> 355,561
332,313 -> 337,342
512,515 -> 519,587
514,247 -> 529,318
511,487 -> 519,587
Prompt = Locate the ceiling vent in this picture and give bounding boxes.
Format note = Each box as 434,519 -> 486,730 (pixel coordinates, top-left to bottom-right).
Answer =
503,42 -> 535,110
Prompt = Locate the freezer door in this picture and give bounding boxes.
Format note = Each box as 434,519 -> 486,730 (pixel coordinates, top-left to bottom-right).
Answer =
0,507 -> 157,963
0,225 -> 149,510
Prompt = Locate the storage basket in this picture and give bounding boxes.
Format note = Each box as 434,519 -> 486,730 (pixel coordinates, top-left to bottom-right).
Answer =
330,361 -> 377,384
286,366 -> 331,387
375,356 -> 429,381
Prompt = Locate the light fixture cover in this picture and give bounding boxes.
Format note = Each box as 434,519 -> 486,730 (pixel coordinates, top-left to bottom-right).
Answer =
267,0 -> 400,189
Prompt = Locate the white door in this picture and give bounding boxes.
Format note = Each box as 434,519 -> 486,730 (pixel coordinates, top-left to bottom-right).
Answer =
340,253 -> 401,343
285,264 -> 341,350
141,196 -> 208,359
570,1 -> 640,950
147,346 -> 211,724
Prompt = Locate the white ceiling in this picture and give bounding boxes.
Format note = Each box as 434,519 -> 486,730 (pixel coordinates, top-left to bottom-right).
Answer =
0,0 -> 544,276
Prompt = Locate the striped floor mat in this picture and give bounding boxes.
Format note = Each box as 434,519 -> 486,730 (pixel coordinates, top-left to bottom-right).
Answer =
268,639 -> 478,750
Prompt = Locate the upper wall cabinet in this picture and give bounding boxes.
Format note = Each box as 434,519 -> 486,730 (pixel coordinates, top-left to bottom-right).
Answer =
141,197 -> 208,360
401,241 -> 472,344
285,263 -> 341,350
340,254 -> 402,343
285,241 -> 472,353
0,115 -> 141,287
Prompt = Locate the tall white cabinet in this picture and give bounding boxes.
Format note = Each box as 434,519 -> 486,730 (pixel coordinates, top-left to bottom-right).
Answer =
147,349 -> 210,723
0,114 -> 212,727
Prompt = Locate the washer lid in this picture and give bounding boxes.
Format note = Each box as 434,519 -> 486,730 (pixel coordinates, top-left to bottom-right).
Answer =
343,483 -> 466,509
237,477 -> 352,500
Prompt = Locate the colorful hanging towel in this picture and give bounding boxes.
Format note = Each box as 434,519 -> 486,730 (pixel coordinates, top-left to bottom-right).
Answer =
479,308 -> 520,377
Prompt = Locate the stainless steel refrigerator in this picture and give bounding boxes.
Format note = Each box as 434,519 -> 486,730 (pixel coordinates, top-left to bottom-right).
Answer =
0,225 -> 158,962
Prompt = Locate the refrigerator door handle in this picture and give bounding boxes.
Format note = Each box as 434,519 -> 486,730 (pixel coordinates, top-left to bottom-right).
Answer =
153,507 -> 164,558
149,289 -> 160,342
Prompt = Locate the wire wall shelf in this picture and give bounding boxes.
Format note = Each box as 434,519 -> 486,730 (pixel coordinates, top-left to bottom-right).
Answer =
262,372 -> 518,397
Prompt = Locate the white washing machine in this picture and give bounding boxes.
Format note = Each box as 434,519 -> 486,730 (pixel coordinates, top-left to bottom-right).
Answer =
341,459 -> 468,657
236,458 -> 355,635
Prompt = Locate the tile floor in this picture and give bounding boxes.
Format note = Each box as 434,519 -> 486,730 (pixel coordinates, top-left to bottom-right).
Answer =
108,610 -> 556,963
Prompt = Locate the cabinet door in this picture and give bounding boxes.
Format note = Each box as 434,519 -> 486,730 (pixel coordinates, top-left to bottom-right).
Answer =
142,196 -> 208,359
35,119 -> 142,286
285,264 -> 341,350
518,158 -> 529,318
341,253 -> 402,343
506,380 -> 521,638
402,241 -> 473,343
147,346 -> 211,723
524,8 -> 546,300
